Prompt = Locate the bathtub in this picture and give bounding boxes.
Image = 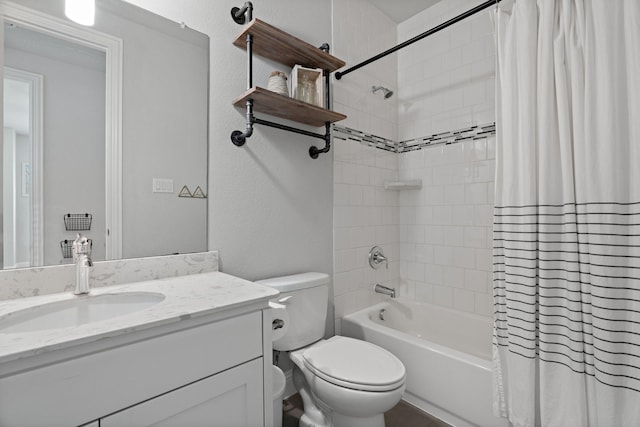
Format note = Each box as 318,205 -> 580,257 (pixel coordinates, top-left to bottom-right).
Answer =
341,300 -> 509,427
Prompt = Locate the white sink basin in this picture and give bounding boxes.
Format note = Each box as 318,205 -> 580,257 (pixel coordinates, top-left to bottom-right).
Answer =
0,292 -> 166,333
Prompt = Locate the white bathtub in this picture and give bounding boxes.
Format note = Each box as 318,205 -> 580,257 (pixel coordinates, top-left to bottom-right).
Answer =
341,300 -> 509,427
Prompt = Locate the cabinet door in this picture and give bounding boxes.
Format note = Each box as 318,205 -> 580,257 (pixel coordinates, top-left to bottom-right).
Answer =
101,358 -> 263,427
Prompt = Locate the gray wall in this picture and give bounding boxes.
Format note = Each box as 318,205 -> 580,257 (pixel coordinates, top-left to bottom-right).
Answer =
125,0 -> 334,283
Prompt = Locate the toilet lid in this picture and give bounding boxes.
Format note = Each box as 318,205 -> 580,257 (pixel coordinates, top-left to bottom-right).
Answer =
301,336 -> 406,392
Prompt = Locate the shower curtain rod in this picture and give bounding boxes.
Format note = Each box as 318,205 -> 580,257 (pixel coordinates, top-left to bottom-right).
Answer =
334,0 -> 501,80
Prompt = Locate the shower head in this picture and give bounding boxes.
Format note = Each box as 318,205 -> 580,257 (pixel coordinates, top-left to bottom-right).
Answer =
372,85 -> 394,99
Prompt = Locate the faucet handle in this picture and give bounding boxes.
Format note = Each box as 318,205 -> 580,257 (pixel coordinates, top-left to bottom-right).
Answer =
368,246 -> 389,269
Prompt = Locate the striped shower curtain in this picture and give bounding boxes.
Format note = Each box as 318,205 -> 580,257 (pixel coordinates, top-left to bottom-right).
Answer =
492,1 -> 640,426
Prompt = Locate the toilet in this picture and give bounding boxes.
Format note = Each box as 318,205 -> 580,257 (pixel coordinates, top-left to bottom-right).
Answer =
258,272 -> 406,427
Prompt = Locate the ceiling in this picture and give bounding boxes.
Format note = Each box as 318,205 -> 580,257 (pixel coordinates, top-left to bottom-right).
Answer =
367,0 -> 444,23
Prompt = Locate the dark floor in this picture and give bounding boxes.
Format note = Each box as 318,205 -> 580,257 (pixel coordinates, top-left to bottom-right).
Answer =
282,393 -> 452,427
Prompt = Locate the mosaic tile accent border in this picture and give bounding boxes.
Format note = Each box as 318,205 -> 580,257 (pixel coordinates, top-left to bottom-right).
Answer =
332,126 -> 397,153
333,122 -> 496,154
398,122 -> 496,153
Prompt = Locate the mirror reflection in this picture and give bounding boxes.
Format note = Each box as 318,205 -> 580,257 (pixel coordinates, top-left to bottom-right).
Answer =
2,0 -> 209,269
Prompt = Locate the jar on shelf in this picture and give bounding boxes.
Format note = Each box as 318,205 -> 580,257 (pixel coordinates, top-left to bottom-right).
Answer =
298,74 -> 316,105
267,70 -> 289,96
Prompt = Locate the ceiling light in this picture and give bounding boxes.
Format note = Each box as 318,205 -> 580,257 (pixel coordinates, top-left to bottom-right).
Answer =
65,0 -> 95,26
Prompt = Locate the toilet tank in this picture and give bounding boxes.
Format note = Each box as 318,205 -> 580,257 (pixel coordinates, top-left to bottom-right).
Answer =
257,272 -> 329,351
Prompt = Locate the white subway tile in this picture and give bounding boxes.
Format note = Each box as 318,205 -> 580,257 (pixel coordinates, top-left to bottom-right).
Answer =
486,136 -> 496,159
442,47 -> 463,71
424,186 -> 445,205
335,249 -> 358,273
349,185 -> 364,206
334,183 -> 350,206
444,184 -> 466,205
370,208 -> 382,226
453,205 -> 474,225
473,107 -> 496,126
335,227 -> 350,251
443,225 -> 464,247
355,206 -> 371,227
416,206 -> 434,224
434,246 -> 454,266
425,263 -> 444,285
475,160 -> 495,182
464,269 -> 489,293
342,292 -> 358,317
475,248 -> 493,272
465,182 -> 488,204
400,243 -> 416,262
442,87 -> 465,112
415,282 -> 434,303
454,247 -> 475,269
342,163 -> 357,184
472,57 -> 495,81
474,204 -> 493,226
408,262 -> 425,282
433,206 -> 454,225
408,225 -> 426,244
462,37 -> 487,65
355,164 -> 369,185
424,225 -> 444,245
453,288 -> 476,313
397,279 -> 416,300
334,272 -> 350,296
463,81 -> 486,107
443,266 -> 465,288
474,293 -> 493,317
433,285 -> 454,307
400,206 -> 417,225
415,244 -> 435,264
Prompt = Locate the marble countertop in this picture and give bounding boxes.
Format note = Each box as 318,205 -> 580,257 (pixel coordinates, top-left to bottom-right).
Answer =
0,271 -> 279,366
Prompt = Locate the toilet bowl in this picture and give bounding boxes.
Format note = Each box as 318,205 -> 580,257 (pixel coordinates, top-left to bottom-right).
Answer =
258,273 -> 406,427
290,336 -> 406,427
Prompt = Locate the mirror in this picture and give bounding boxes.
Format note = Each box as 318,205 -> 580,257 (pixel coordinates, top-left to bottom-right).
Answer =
1,0 -> 209,269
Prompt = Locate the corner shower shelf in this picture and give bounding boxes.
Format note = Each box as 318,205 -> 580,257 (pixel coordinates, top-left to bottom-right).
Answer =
230,4 -> 347,159
232,87 -> 346,127
384,180 -> 423,191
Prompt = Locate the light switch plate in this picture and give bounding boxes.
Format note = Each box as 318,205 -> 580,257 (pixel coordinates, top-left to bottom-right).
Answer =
152,178 -> 174,193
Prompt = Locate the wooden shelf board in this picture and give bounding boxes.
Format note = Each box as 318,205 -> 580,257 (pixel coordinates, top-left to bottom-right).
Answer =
233,19 -> 345,72
232,87 -> 346,127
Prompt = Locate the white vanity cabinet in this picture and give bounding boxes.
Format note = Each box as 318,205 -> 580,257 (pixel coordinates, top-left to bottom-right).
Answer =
0,309 -> 272,427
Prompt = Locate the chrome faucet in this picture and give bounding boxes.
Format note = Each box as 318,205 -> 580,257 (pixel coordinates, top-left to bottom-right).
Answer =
374,284 -> 396,298
368,246 -> 388,269
72,233 -> 93,295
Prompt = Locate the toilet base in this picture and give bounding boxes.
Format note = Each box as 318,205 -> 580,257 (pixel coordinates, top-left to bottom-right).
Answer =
293,364 -> 390,427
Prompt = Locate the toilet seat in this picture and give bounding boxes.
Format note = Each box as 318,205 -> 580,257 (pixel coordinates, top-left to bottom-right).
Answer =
301,336 -> 406,392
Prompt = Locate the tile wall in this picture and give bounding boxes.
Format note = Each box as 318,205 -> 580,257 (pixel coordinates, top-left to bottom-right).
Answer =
333,140 -> 399,333
396,0 -> 496,317
331,0 -> 399,332
397,0 -> 496,141
332,0 -> 497,326
397,136 -> 495,317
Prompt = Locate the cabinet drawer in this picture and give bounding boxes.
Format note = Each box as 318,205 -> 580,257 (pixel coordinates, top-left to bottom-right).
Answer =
102,358 -> 264,427
0,311 -> 263,427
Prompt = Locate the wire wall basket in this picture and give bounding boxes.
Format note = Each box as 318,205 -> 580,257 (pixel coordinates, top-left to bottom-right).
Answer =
60,239 -> 92,259
64,213 -> 92,231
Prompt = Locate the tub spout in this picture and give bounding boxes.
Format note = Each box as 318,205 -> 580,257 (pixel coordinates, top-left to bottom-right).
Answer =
374,284 -> 396,298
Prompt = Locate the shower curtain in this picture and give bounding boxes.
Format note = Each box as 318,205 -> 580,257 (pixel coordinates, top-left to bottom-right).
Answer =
492,1 -> 640,426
